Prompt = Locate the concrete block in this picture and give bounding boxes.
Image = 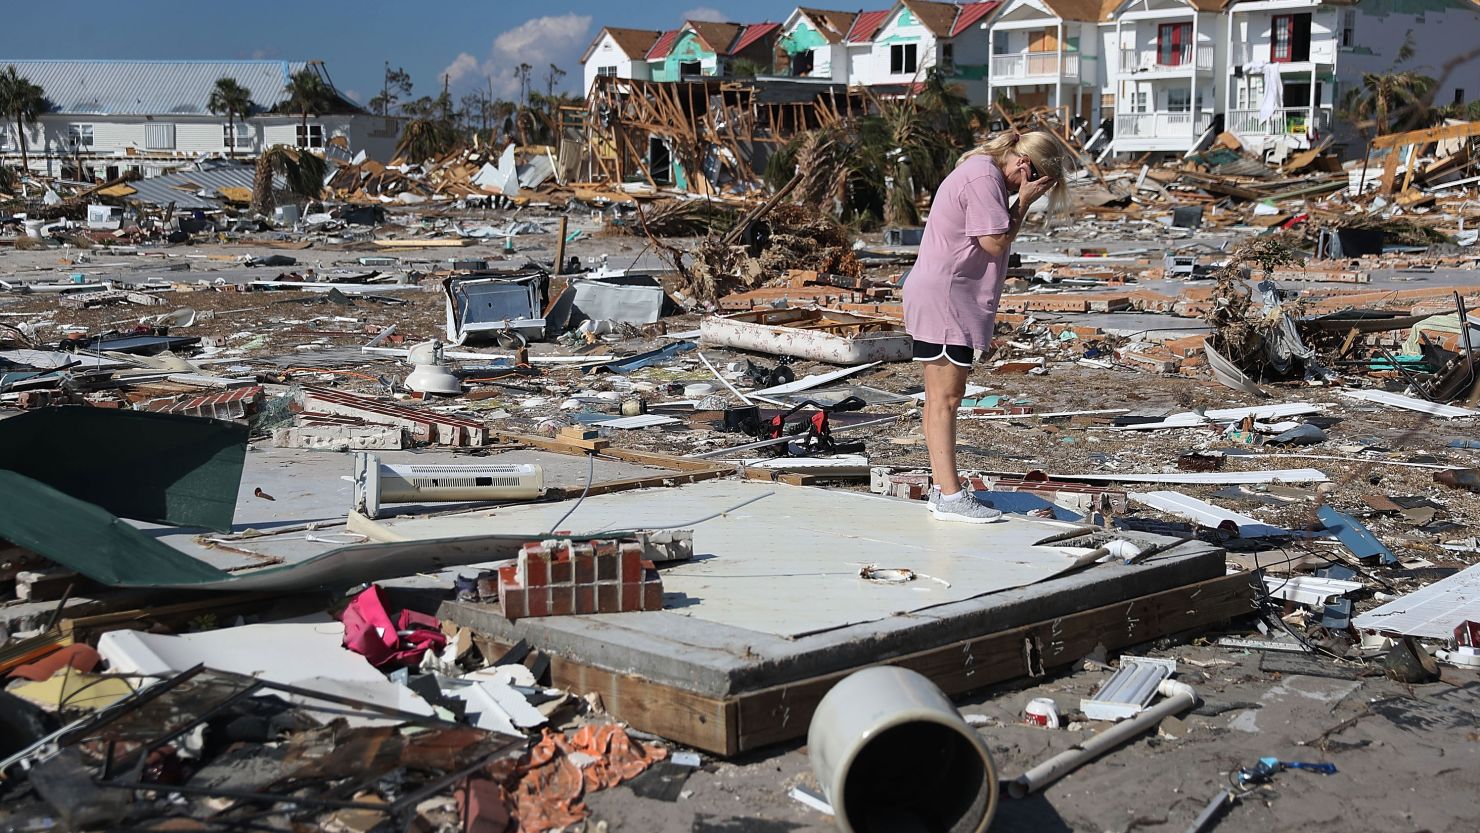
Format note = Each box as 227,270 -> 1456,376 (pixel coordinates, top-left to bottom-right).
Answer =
272,425 -> 405,451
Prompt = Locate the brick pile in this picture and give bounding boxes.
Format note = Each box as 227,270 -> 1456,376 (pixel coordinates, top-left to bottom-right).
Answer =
497,538 -> 663,621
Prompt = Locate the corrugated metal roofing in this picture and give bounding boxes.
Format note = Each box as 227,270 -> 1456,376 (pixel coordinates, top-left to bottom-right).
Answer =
845,10 -> 891,43
0,60 -> 308,116
124,162 -> 284,210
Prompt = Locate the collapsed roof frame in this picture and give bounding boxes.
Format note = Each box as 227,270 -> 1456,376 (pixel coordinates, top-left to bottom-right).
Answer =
583,75 -> 875,193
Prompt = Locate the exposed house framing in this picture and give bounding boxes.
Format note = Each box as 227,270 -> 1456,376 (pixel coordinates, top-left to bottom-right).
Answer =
583,75 -> 874,193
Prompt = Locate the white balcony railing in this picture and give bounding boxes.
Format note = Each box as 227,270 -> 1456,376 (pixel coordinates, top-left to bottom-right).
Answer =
1226,107 -> 1331,137
1119,43 -> 1215,72
991,51 -> 1080,81
1115,110 -> 1215,138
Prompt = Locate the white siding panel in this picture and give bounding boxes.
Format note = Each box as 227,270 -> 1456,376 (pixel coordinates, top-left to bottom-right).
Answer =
176,122 -> 225,153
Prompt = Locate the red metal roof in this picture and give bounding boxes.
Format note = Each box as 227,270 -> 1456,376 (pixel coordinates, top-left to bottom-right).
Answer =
845,9 -> 891,43
731,21 -> 781,54
950,1 -> 1002,37
647,29 -> 680,60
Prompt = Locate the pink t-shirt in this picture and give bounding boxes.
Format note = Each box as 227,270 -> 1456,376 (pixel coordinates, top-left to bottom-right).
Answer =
902,155 -> 1012,349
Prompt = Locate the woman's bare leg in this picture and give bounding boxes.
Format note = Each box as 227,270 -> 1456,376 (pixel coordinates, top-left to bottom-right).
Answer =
922,358 -> 970,495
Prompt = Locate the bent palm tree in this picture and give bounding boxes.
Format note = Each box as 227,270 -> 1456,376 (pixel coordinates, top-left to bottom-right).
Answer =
252,144 -> 327,215
207,77 -> 254,159
396,118 -> 460,163
1341,71 -> 1438,139
0,65 -> 48,171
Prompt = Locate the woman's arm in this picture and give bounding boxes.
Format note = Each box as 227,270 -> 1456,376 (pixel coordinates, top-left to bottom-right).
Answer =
975,202 -> 1025,257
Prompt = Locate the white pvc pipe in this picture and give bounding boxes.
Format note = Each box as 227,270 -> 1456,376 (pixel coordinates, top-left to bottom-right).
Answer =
808,666 -> 998,833
1009,680 -> 1197,798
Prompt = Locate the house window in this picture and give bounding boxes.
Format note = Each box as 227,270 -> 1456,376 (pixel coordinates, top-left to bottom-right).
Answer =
1455,88 -> 1466,105
1167,87 -> 1191,112
791,49 -> 815,76
144,123 -> 175,150
223,123 -> 238,147
941,42 -> 955,73
67,124 -> 94,148
1239,76 -> 1264,109
890,43 -> 918,74
296,123 -> 324,149
598,66 -> 618,77
992,30 -> 1009,54
1158,23 -> 1191,66
679,60 -> 702,77
1271,13 -> 1311,62
1340,10 -> 1355,48
1134,91 -> 1149,113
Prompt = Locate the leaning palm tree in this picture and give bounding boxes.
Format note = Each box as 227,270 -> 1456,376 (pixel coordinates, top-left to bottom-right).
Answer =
283,68 -> 335,148
207,77 -> 254,159
252,144 -> 327,215
1341,71 -> 1438,139
0,65 -> 48,171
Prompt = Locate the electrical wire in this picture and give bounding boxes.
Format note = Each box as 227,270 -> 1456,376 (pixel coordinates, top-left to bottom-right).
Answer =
546,451 -> 596,535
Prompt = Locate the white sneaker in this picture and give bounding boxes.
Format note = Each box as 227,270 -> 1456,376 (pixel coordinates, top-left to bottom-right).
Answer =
930,489 -> 1005,524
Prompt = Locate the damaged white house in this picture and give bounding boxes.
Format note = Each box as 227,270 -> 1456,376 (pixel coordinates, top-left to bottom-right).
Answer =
0,59 -> 401,179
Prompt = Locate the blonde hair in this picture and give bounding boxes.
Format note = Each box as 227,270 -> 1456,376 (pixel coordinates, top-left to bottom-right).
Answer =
959,130 -> 1072,215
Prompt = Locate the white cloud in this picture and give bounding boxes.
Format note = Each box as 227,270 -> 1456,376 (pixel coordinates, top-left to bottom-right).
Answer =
440,13 -> 593,101
681,6 -> 728,22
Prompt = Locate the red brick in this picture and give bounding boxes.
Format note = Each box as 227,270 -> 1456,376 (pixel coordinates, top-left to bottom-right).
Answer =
620,582 -> 641,612
527,587 -> 550,617
522,552 -> 549,587
551,559 -> 573,585
642,581 -> 663,611
596,552 -> 618,582
574,552 -> 595,584
620,549 -> 642,583
575,585 -> 597,614
500,587 -> 526,620
498,565 -> 517,584
592,539 -> 618,558
551,585 -> 574,616
597,583 -> 619,613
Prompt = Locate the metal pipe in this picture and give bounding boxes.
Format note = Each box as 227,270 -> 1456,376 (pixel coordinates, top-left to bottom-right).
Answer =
807,666 -> 998,833
1009,679 -> 1197,798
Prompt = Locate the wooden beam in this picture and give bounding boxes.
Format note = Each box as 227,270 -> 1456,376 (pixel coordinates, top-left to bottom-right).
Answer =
1371,120 -> 1480,150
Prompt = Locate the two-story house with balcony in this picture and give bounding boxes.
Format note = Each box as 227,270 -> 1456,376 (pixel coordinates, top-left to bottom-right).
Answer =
1223,0 -> 1480,156
646,20 -> 783,81
581,28 -> 664,96
987,0 -> 1116,128
1109,0 -> 1227,154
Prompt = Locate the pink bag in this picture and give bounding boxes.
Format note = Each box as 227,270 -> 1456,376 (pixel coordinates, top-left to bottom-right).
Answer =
339,585 -> 448,668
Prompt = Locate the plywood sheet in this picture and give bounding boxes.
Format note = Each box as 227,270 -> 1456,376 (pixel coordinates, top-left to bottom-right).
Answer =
381,480 -> 1091,638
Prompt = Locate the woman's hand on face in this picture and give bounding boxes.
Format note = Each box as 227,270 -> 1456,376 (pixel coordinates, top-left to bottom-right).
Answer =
1018,173 -> 1057,209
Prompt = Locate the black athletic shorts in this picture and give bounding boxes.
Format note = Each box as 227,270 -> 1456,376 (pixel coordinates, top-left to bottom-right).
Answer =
911,340 -> 975,367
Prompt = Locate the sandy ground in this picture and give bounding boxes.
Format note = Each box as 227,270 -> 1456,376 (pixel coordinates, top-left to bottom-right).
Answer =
4,218 -> 1479,832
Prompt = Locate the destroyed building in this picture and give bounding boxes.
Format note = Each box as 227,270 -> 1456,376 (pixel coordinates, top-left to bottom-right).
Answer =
0,59 -> 401,179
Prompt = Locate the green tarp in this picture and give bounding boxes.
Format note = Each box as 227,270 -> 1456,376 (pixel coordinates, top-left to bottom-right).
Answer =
0,407 -> 246,532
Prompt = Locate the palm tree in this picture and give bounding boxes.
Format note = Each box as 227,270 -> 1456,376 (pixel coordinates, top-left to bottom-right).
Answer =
252,144 -> 327,215
0,65 -> 47,171
283,68 -> 335,149
1341,71 -> 1438,139
396,118 -> 460,163
207,77 -> 254,159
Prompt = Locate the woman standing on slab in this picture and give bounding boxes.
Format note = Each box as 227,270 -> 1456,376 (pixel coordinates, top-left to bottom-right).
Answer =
903,130 -> 1070,523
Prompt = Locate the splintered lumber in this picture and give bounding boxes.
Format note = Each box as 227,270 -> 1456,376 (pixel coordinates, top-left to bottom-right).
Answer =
374,238 -> 477,249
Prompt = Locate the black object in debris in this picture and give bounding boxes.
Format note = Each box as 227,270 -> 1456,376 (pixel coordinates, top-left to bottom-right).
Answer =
525,649 -> 551,685
0,690 -> 55,759
722,405 -> 762,434
1172,205 -> 1204,229
255,254 -> 298,267
493,639 -> 531,667
626,760 -> 697,802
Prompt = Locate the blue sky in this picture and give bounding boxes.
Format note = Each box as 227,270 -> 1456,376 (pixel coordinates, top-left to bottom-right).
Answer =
2,0 -> 805,106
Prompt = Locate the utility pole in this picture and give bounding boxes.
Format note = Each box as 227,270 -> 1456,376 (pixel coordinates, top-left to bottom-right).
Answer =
442,73 -> 451,122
